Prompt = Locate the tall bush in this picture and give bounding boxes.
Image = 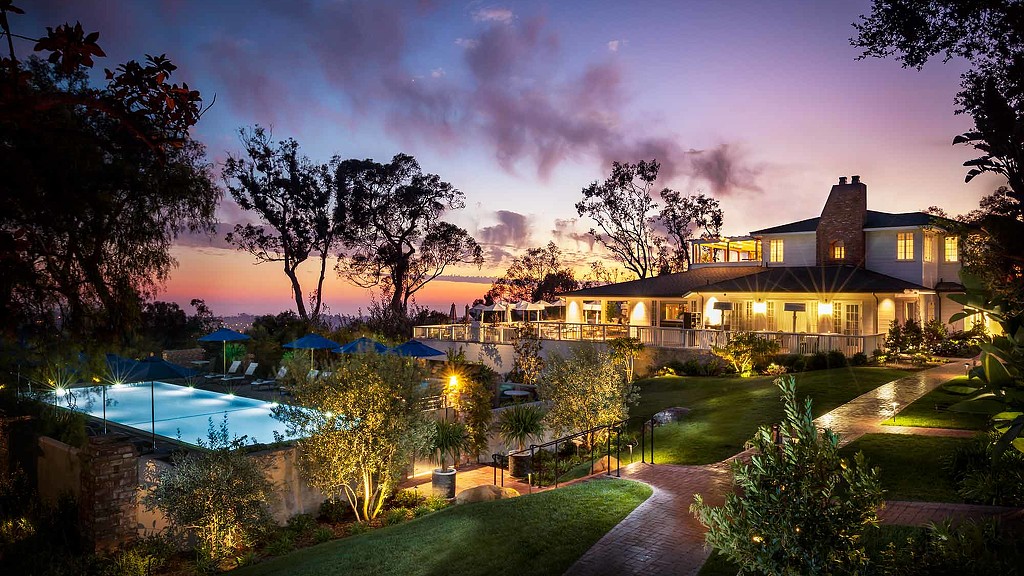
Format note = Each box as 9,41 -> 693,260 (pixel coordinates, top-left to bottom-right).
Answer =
692,376 -> 883,575
711,332 -> 780,376
142,422 -> 274,563
273,353 -> 430,522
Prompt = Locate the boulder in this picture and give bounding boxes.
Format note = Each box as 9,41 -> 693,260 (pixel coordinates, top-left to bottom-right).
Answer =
653,407 -> 690,425
455,484 -> 520,505
591,456 -> 620,474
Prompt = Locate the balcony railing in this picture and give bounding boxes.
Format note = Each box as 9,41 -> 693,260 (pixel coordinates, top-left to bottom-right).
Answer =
413,321 -> 883,356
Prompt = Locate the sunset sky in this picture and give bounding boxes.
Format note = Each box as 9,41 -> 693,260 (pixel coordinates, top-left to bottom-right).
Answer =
24,1 -> 1004,316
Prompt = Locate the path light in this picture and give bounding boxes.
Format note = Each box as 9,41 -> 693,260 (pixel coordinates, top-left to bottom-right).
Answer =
891,401 -> 899,424
964,362 -> 971,377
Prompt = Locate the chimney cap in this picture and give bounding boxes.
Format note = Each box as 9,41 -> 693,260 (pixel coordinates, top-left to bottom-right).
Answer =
851,175 -> 861,183
839,176 -> 847,184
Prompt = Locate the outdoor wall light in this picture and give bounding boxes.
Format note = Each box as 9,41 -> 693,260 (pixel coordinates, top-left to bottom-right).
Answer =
817,301 -> 833,315
752,301 -> 767,315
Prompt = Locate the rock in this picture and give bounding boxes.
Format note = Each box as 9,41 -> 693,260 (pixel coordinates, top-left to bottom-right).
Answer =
653,407 -> 690,425
455,484 -> 520,504
591,456 -> 620,474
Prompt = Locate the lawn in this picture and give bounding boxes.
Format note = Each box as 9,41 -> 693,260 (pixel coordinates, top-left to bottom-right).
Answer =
884,376 -> 989,430
633,367 -> 911,465
235,478 -> 652,576
838,433 -> 973,502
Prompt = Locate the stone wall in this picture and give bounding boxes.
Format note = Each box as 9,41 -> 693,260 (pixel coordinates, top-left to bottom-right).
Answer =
816,176 -> 867,267
162,348 -> 205,365
78,434 -> 138,552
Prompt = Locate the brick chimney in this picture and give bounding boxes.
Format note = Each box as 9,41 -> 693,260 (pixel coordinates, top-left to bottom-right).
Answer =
816,176 -> 867,267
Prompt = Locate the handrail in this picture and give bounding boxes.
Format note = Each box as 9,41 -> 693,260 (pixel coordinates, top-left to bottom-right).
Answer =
493,415 -> 657,490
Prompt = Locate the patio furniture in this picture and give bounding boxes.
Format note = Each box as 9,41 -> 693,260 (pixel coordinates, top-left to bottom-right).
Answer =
208,360 -> 241,379
225,362 -> 258,381
252,366 -> 286,390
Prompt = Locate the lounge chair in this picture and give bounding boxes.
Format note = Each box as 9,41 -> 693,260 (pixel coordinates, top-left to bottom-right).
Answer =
225,362 -> 258,381
306,369 -> 319,380
207,360 -> 242,379
252,366 -> 286,390
319,370 -> 332,380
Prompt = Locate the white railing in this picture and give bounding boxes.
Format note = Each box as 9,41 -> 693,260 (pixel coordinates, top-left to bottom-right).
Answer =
413,321 -> 883,356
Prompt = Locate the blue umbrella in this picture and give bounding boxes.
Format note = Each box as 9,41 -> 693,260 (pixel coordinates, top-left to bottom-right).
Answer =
284,333 -> 341,366
199,328 -> 251,378
337,337 -> 388,354
123,356 -> 198,450
390,339 -> 446,358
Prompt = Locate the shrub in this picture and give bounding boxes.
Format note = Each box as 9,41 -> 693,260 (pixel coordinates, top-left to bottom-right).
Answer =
909,352 -> 931,367
826,349 -> 847,368
692,376 -> 883,575
286,513 -> 317,539
347,522 -> 370,536
388,488 -> 426,510
870,348 -> 886,365
762,363 -> 787,377
141,422 -> 274,562
422,494 -> 451,512
945,432 -> 1024,506
264,534 -> 294,556
313,526 -> 333,544
850,352 -> 868,366
806,351 -> 830,371
383,507 -> 414,526
318,497 -> 353,524
876,519 -> 1021,575
711,332 -> 781,376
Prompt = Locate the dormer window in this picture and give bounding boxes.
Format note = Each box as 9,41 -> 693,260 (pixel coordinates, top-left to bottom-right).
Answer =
830,240 -> 845,260
769,239 -> 784,263
944,236 -> 959,262
896,232 -> 914,261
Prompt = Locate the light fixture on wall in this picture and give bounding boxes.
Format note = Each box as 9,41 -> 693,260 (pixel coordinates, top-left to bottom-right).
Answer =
817,300 -> 833,315
752,300 -> 767,315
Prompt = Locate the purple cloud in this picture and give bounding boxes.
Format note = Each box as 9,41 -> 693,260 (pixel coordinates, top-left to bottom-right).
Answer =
477,210 -> 532,248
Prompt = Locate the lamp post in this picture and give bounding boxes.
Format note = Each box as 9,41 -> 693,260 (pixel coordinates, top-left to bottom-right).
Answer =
964,362 -> 971,378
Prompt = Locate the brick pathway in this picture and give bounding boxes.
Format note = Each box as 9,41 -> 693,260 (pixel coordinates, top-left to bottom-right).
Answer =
564,360 -> 1023,576
563,463 -> 732,576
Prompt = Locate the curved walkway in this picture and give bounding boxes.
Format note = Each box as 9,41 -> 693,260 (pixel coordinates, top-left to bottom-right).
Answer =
565,361 -> 1017,576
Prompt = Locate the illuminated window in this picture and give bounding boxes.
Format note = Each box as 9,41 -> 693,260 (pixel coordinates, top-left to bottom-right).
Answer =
830,240 -> 845,260
769,239 -> 784,263
923,234 -> 935,263
896,232 -> 914,261
944,236 -> 959,262
844,304 -> 860,335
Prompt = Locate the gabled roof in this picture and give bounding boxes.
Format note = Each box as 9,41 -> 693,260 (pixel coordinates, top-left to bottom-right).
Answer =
563,266 -> 763,298
693,266 -> 930,295
750,211 -> 948,235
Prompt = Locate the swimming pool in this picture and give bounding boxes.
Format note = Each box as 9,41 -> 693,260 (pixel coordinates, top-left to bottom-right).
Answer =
58,382 -> 297,447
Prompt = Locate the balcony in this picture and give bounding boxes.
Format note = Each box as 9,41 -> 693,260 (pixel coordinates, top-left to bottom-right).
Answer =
413,321 -> 884,356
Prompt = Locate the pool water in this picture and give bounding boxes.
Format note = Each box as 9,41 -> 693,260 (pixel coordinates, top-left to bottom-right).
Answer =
58,381 -> 296,446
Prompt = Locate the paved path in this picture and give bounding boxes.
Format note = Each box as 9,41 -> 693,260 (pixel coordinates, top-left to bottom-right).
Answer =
564,361 -> 1016,576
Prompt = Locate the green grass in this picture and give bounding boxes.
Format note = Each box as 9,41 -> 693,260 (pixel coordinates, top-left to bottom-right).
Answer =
634,367 -> 911,464
236,479 -> 652,576
883,376 -> 989,430
839,433 -> 973,502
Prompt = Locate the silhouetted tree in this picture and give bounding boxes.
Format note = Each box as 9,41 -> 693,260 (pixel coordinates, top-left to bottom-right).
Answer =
660,190 -> 724,271
485,241 -> 579,303
576,160 -> 664,279
854,0 -> 1024,304
336,154 -> 483,320
0,7 -> 217,343
222,127 -> 342,326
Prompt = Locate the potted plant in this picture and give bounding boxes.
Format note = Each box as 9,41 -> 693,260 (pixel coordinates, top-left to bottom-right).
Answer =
430,418 -> 471,499
497,404 -> 545,478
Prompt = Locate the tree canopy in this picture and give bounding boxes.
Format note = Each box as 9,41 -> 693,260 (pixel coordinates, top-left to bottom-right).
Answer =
576,160 -> 726,278
336,153 -> 483,320
485,241 -> 579,303
854,1 -> 1024,303
222,127 -> 342,326
0,7 -> 218,344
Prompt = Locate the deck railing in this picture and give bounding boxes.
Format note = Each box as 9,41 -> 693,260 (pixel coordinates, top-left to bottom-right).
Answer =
413,321 -> 883,355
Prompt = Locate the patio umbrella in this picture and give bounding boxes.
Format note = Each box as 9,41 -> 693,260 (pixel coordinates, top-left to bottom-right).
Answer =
515,301 -> 547,322
198,328 -> 251,378
283,333 -> 341,366
390,339 -> 446,358
124,356 -> 198,450
336,336 -> 388,354
449,302 -> 457,323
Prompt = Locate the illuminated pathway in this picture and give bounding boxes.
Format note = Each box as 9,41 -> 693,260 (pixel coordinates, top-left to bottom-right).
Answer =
564,360 -> 1014,576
